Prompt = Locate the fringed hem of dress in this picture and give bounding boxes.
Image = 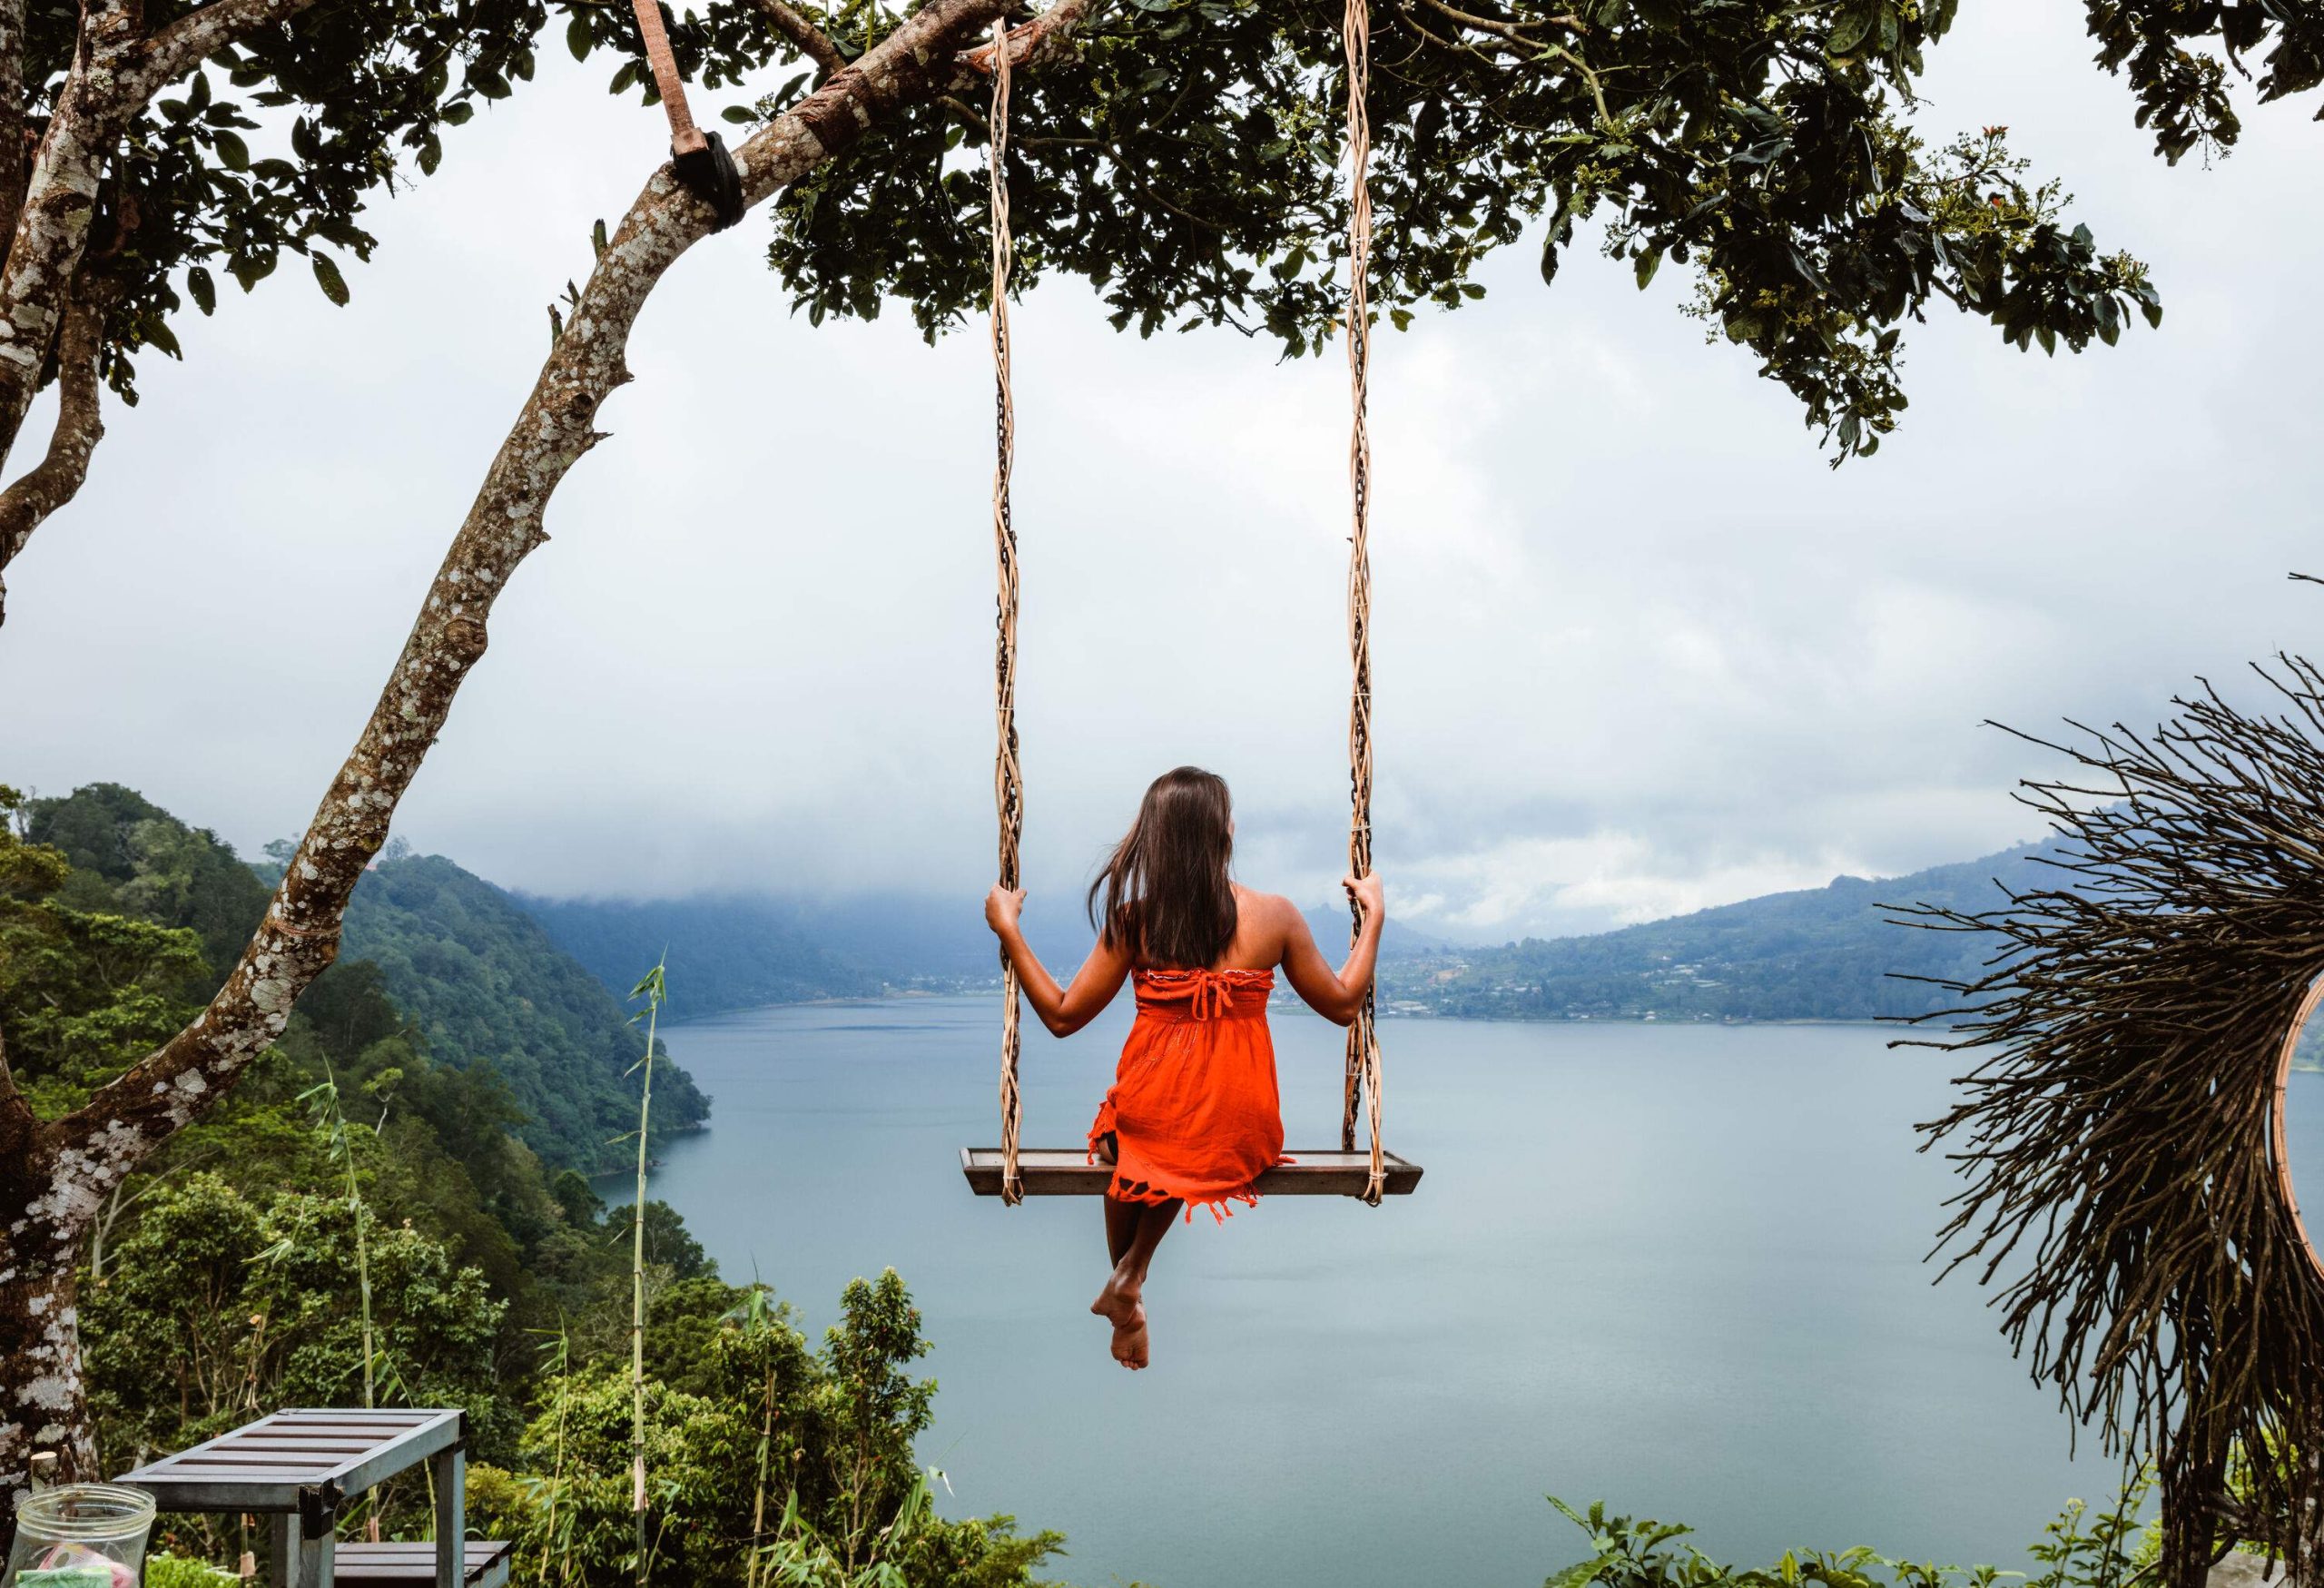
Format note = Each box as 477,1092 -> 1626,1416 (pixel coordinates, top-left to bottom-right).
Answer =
1085,1112 -> 1286,1224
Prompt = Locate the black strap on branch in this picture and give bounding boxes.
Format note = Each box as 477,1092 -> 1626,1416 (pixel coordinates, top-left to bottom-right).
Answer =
674,134 -> 743,230
626,0 -> 747,231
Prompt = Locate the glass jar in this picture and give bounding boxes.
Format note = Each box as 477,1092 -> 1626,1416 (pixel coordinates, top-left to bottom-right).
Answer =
4,1484 -> 155,1587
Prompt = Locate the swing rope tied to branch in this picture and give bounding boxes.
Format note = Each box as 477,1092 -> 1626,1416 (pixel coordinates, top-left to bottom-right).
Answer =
625,0 -> 746,230
1340,0 -> 1387,1208
990,17 -> 1027,1206
989,1 -> 1389,1208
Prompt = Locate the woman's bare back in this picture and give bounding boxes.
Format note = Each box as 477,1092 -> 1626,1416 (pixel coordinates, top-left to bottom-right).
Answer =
1183,884 -> 1379,1025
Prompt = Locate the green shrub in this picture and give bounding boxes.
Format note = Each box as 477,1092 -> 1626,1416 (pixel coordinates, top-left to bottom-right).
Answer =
143,1555 -> 241,1588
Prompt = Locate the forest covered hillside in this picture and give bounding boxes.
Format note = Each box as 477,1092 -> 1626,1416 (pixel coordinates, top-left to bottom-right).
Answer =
1379,843 -> 2047,1022
3,782 -> 1059,1584
333,854 -> 710,1169
27,784 -> 705,1170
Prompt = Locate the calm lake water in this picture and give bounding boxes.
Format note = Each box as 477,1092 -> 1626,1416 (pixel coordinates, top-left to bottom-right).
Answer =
625,998 -> 2324,1588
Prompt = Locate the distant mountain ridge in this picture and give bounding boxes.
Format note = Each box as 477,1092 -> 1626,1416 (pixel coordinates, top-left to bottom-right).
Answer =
1383,842 -> 2053,1022
513,888 -> 1465,1018
515,893 -> 888,1017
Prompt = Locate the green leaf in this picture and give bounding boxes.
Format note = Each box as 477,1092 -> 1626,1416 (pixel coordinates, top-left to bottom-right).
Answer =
566,12 -> 595,60
592,218 -> 609,259
186,266 -> 216,316
229,252 -> 276,292
468,66 -> 512,100
311,252 -> 351,307
1634,247 -> 1661,289
1545,1559 -> 1607,1588
212,129 -> 250,172
721,105 -> 755,124
441,100 -> 476,126
1827,2 -> 1879,56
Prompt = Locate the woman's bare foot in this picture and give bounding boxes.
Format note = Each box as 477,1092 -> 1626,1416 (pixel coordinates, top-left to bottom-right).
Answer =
1091,1267 -> 1150,1368
1111,1306 -> 1150,1370
1090,1262 -> 1140,1323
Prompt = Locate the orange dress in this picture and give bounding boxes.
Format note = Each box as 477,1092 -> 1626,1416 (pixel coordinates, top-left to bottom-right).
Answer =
1088,967 -> 1287,1222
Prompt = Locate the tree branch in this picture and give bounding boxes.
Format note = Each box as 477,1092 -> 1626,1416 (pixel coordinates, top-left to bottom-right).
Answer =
958,0 -> 1104,78
0,0 -> 318,509
747,0 -> 849,79
132,0 -> 317,95
64,0 -> 1108,1184
0,280 -> 108,626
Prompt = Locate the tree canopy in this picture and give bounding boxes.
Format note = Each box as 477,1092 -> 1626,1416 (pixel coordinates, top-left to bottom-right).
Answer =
760,0 -> 2213,461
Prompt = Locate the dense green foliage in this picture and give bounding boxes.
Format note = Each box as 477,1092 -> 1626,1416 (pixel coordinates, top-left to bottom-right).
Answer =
85,1172 -> 508,1469
767,0 -> 2170,462
34,0 -> 2319,430
1388,843 -> 2045,1022
330,853 -> 710,1172
2,783 -> 1067,1585
26,783 -> 270,981
470,1273 -> 1063,1587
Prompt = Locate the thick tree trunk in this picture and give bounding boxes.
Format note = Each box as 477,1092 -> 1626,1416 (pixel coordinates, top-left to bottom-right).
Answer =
0,0 -> 30,261
0,0 -> 1098,1502
0,1069 -> 98,1550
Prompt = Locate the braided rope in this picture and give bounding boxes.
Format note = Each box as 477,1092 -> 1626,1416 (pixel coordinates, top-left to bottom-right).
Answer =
1341,0 -> 1387,1207
989,19 -> 1027,1208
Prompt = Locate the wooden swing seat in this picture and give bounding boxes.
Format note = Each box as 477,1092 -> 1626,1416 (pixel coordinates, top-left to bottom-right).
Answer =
960,1147 -> 1423,1198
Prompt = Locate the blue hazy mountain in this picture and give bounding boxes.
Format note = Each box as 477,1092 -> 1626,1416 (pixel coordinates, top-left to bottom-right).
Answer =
1384,842 -> 2054,1022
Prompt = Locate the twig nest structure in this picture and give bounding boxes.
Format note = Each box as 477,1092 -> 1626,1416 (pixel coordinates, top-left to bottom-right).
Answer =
1898,653 -> 2324,1588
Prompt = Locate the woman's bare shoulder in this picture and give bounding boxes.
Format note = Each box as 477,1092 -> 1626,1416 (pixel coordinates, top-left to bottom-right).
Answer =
1234,888 -> 1307,933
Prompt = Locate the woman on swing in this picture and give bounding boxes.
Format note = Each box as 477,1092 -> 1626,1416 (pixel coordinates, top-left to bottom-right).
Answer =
984,764 -> 1386,1371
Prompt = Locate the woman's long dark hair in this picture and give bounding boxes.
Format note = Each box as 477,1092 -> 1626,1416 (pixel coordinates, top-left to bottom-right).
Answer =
1088,766 -> 1237,969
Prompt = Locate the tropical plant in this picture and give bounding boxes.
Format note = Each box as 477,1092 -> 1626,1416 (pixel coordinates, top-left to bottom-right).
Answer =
1542,1482 -> 2153,1588
468,1270 -> 1061,1588
625,957 -> 669,1587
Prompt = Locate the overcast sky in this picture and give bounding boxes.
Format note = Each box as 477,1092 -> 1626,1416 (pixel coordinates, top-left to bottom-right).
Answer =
1,8 -> 2317,940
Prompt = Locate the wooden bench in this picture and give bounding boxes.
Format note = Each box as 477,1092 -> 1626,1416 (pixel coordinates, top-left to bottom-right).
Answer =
114,1408 -> 496,1588
331,1542 -> 512,1588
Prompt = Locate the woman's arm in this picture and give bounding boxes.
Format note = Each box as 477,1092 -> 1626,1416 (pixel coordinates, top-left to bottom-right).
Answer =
1276,874 -> 1386,1027
985,886 -> 1132,1037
